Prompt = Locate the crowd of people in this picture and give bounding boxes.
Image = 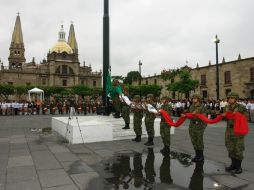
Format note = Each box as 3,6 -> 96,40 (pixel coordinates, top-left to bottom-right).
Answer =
0,99 -> 102,116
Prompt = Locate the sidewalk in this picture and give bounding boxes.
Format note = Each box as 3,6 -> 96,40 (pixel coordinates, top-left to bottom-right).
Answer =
0,115 -> 253,189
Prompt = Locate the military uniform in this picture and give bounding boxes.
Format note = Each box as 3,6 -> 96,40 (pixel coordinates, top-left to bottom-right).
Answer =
132,95 -> 143,142
122,104 -> 130,125
144,94 -> 156,146
188,94 -> 207,162
160,97 -> 173,154
224,92 -> 248,174
111,80 -> 123,118
121,85 -> 131,129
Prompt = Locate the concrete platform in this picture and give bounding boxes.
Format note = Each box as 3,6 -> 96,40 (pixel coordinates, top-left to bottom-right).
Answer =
52,115 -> 175,144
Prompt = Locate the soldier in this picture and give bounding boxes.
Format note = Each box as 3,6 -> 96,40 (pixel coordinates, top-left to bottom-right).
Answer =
111,79 -> 123,118
185,94 -> 207,162
131,95 -> 143,142
144,94 -> 156,146
121,84 -> 131,129
160,96 -> 173,155
144,148 -> 156,187
224,92 -> 248,174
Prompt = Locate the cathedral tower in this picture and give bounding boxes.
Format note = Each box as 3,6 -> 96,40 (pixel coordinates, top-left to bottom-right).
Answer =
67,23 -> 78,54
8,14 -> 26,69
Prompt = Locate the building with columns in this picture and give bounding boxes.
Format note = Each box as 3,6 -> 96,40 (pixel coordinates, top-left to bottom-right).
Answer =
0,15 -> 101,88
133,57 -> 254,99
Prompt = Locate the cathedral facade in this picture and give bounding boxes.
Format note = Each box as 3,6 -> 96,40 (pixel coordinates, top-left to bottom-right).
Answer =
0,15 -> 102,88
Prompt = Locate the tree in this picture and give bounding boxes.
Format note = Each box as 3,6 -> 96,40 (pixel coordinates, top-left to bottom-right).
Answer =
0,84 -> 15,100
15,85 -> 29,100
167,70 -> 199,98
90,87 -> 103,98
128,85 -> 162,98
71,85 -> 91,98
124,71 -> 141,85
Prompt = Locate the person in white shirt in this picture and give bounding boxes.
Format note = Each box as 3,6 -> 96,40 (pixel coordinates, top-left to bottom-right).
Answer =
2,101 -> 7,116
246,99 -> 254,122
220,99 -> 227,113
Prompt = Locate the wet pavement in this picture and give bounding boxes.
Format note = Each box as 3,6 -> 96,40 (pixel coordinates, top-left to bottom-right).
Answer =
0,115 -> 253,190
88,148 -> 231,190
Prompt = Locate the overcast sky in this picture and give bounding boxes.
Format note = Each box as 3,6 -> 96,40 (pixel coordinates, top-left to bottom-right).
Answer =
0,0 -> 253,76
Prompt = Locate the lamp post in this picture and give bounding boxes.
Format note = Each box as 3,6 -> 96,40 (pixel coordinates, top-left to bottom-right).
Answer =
214,35 -> 220,100
102,0 -> 110,107
138,60 -> 142,85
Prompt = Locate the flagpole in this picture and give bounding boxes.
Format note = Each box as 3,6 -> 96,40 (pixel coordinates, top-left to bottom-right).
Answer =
103,0 -> 110,108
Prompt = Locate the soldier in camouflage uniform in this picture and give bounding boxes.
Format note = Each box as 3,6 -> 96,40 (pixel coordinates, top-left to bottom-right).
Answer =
224,92 -> 248,174
144,94 -> 156,146
160,96 -> 173,155
187,94 -> 207,162
121,84 -> 131,129
111,79 -> 123,118
131,95 -> 143,142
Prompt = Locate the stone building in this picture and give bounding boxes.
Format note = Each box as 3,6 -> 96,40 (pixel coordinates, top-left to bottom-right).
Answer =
133,57 -> 254,99
0,15 -> 101,88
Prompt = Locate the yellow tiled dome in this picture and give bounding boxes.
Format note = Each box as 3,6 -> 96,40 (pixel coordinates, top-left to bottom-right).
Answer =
51,41 -> 73,54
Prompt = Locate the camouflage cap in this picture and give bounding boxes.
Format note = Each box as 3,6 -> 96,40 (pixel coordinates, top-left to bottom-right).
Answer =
146,94 -> 154,99
191,94 -> 201,100
112,79 -> 119,83
227,92 -> 239,99
133,95 -> 141,101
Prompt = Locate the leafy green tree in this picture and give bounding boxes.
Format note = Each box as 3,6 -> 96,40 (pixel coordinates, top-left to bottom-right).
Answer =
124,71 -> 141,85
71,85 -> 91,98
15,85 -> 28,100
128,85 -> 162,98
0,84 -> 15,100
167,70 -> 199,98
91,87 -> 103,98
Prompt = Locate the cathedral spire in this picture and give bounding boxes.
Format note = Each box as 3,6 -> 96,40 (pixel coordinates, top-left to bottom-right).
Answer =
8,13 -> 26,69
67,23 -> 78,54
11,13 -> 24,44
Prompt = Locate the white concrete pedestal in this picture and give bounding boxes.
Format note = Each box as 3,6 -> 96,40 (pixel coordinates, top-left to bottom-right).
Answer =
52,115 -> 175,144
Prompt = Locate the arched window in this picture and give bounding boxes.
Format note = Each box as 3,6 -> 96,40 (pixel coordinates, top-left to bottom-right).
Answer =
62,65 -> 68,75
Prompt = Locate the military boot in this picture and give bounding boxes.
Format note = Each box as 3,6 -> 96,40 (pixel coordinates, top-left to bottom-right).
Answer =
114,112 -> 121,118
132,135 -> 141,142
160,145 -> 170,155
135,135 -> 141,142
122,123 -> 130,129
132,135 -> 138,141
225,158 -> 236,172
192,150 -> 204,162
144,137 -> 154,146
234,159 -> 243,174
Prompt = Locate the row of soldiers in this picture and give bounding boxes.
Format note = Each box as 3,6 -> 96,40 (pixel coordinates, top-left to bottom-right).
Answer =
111,80 -> 248,174
106,148 -> 203,189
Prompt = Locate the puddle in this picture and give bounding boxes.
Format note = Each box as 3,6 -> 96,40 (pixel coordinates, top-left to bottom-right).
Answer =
89,148 -> 230,190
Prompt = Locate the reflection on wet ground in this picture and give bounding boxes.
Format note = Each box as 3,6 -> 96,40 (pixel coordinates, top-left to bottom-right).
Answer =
89,148 -> 230,190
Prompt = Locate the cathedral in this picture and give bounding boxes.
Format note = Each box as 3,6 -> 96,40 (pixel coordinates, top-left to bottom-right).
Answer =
0,15 -> 102,88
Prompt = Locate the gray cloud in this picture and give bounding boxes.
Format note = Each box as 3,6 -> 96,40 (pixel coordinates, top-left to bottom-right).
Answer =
0,0 -> 253,76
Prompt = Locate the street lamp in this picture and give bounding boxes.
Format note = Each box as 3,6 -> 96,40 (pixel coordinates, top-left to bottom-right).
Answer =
213,35 -> 220,100
138,60 -> 142,85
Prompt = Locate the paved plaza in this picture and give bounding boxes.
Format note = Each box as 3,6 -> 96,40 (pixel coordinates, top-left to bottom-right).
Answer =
0,115 -> 253,190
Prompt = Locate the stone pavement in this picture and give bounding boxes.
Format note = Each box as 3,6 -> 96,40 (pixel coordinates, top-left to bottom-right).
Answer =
0,115 -> 253,189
